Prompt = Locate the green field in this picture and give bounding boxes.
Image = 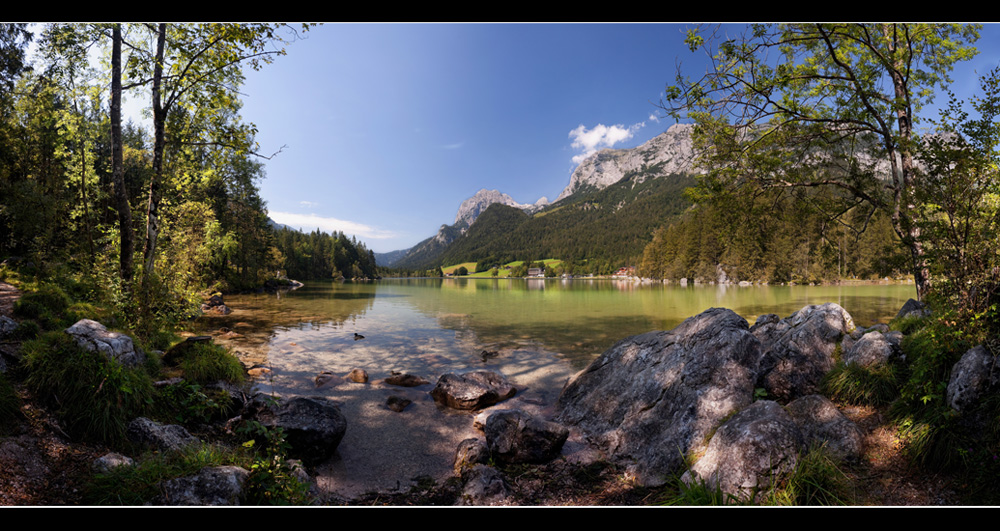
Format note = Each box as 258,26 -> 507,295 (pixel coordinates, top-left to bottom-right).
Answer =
443,259 -> 564,278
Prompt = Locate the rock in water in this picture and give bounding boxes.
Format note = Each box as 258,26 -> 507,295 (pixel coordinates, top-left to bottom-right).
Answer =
431,371 -> 517,411
556,307 -> 761,486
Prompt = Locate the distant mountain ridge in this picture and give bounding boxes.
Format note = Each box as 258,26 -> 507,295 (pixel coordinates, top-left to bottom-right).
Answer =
377,123 -> 701,269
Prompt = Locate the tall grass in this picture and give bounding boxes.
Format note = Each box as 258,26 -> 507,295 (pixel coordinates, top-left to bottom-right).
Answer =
22,331 -> 154,445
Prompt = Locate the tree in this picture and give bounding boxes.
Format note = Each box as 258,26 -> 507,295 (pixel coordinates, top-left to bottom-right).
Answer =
916,66 -> 1000,314
121,23 -> 304,290
664,23 -> 981,300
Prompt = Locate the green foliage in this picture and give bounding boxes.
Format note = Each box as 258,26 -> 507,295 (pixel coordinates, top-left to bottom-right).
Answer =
22,331 -> 153,444
236,419 -> 314,505
152,380 -> 236,427
666,23 -> 982,299
84,443 -> 240,505
177,341 -> 245,385
823,360 -> 902,406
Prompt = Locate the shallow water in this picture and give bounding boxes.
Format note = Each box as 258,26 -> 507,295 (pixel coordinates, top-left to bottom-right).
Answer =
197,278 -> 915,394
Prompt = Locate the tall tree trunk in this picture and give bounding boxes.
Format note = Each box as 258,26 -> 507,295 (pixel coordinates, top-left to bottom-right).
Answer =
110,24 -> 134,288
142,23 -> 167,287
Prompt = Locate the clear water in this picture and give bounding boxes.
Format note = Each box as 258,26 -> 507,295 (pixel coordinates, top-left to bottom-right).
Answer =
197,278 -> 915,394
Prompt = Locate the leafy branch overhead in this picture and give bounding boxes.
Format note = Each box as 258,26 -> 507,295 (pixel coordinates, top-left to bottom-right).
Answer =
662,23 -> 982,300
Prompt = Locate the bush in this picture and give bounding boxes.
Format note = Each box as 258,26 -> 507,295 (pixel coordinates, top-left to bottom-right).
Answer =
152,380 -> 236,427
177,341 -> 245,385
823,360 -> 902,406
22,331 -> 153,444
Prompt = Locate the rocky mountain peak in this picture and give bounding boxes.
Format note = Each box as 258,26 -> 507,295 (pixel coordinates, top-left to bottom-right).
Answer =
556,122 -> 701,202
454,189 -> 538,227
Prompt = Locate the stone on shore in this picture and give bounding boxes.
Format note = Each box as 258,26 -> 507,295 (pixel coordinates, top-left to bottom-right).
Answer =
556,307 -> 761,486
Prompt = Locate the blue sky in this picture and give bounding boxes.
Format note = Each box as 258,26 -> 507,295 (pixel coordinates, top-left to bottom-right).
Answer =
210,23 -> 1000,254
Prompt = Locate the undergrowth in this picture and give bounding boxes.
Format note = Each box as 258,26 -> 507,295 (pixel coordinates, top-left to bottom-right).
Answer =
21,331 -> 154,445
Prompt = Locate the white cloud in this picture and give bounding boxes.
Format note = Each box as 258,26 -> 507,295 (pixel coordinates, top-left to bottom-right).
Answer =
299,200 -> 318,208
269,211 -> 398,240
569,122 -> 645,164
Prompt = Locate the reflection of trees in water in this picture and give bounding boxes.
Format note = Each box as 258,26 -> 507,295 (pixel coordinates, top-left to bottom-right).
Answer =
193,283 -> 378,359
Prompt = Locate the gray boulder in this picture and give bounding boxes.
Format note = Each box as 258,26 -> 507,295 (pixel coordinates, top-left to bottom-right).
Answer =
946,345 -> 999,412
456,464 -> 511,506
842,330 -> 902,368
431,370 -> 516,411
126,417 -> 200,451
556,307 -> 761,486
258,396 -> 347,466
484,409 -> 569,464
65,319 -> 146,368
454,437 -> 491,474
156,466 -> 250,506
786,394 -> 864,462
895,298 -> 931,321
92,452 -> 135,474
683,400 -> 804,503
755,303 -> 855,402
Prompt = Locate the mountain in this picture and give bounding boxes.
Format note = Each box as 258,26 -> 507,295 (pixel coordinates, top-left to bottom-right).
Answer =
555,122 -> 699,202
380,189 -> 548,269
381,123 -> 701,270
435,166 -> 696,270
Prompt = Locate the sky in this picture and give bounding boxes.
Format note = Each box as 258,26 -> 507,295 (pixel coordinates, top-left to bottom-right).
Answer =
110,23 -> 1000,255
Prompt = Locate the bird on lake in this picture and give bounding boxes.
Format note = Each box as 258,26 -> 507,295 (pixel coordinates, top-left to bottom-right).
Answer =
354,333 -> 365,341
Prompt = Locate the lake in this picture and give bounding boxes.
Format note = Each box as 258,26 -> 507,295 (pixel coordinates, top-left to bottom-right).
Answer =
194,277 -> 915,497
198,278 -> 915,396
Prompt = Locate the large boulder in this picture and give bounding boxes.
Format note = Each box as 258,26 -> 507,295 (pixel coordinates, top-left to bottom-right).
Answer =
842,331 -> 902,369
484,409 -> 569,464
786,394 -> 864,462
431,371 -> 516,411
556,307 -> 761,486
754,303 -> 855,402
65,319 -> 146,368
683,400 -> 804,503
258,396 -> 347,466
946,345 -> 999,412
155,466 -> 250,506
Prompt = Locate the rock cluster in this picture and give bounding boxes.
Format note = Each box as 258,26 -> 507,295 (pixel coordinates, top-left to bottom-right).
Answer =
554,303 -> 868,501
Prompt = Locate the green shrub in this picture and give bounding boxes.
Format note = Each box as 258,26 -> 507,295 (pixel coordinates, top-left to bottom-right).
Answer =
178,341 -> 245,385
22,331 -> 153,444
12,283 -> 73,331
152,380 -> 236,427
823,360 -> 902,406
237,420 -> 314,505
85,443 -> 238,505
